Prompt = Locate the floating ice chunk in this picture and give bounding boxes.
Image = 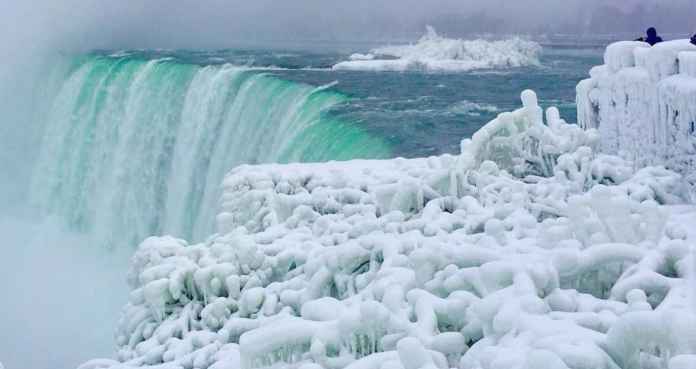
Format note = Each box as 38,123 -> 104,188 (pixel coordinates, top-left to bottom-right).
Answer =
77,360 -> 132,369
670,355 -> 696,369
333,26 -> 541,73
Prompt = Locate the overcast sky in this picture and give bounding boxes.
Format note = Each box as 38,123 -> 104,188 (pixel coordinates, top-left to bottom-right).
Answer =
1,0 -> 694,54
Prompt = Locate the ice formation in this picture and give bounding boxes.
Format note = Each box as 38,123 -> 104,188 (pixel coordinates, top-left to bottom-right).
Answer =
333,27 -> 541,72
83,85 -> 696,369
577,40 -> 696,199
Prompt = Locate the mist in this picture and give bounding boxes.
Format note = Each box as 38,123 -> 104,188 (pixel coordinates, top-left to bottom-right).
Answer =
1,0 -> 695,53
0,1 -> 694,368
0,217 -> 130,369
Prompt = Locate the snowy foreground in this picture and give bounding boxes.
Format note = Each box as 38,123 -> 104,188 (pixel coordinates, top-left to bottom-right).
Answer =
81,43 -> 696,369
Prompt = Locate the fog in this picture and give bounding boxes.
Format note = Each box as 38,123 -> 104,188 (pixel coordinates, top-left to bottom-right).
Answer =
1,0 -> 695,53
0,1 -> 694,368
2,0 -> 694,208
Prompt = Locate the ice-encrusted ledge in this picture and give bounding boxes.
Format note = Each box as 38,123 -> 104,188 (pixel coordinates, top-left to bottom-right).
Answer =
577,39 -> 696,199
80,88 -> 696,369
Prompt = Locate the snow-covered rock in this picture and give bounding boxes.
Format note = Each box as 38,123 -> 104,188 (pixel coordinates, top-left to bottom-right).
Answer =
84,89 -> 696,369
577,39 -> 696,199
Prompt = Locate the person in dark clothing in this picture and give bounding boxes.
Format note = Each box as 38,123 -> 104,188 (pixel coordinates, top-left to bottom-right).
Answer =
635,27 -> 664,46
691,34 -> 696,46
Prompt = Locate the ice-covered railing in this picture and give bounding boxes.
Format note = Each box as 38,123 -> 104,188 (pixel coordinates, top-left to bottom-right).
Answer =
81,92 -> 696,369
577,40 -> 696,199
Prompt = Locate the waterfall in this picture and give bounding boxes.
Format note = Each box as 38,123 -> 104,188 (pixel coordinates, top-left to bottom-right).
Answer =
29,55 -> 391,246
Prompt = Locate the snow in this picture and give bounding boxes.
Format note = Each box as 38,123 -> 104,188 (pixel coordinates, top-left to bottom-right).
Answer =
332,26 -> 541,73
81,81 -> 696,369
577,39 -> 696,199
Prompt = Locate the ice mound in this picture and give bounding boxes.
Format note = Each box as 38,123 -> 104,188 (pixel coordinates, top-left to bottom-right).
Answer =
332,26 -> 541,73
577,39 -> 696,199
84,91 -> 696,369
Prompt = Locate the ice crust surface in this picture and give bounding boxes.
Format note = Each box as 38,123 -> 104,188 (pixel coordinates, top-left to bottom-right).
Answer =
332,27 -> 541,73
82,43 -> 696,369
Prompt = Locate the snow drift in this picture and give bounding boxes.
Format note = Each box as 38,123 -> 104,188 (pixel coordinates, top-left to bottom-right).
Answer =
332,27 -> 542,73
80,87 -> 696,369
577,39 -> 696,199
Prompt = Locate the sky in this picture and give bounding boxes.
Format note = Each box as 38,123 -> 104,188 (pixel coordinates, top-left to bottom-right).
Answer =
1,0 -> 694,54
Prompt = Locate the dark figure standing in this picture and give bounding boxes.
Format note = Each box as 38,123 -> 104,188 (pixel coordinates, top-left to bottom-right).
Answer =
691,34 -> 696,46
635,27 -> 664,46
